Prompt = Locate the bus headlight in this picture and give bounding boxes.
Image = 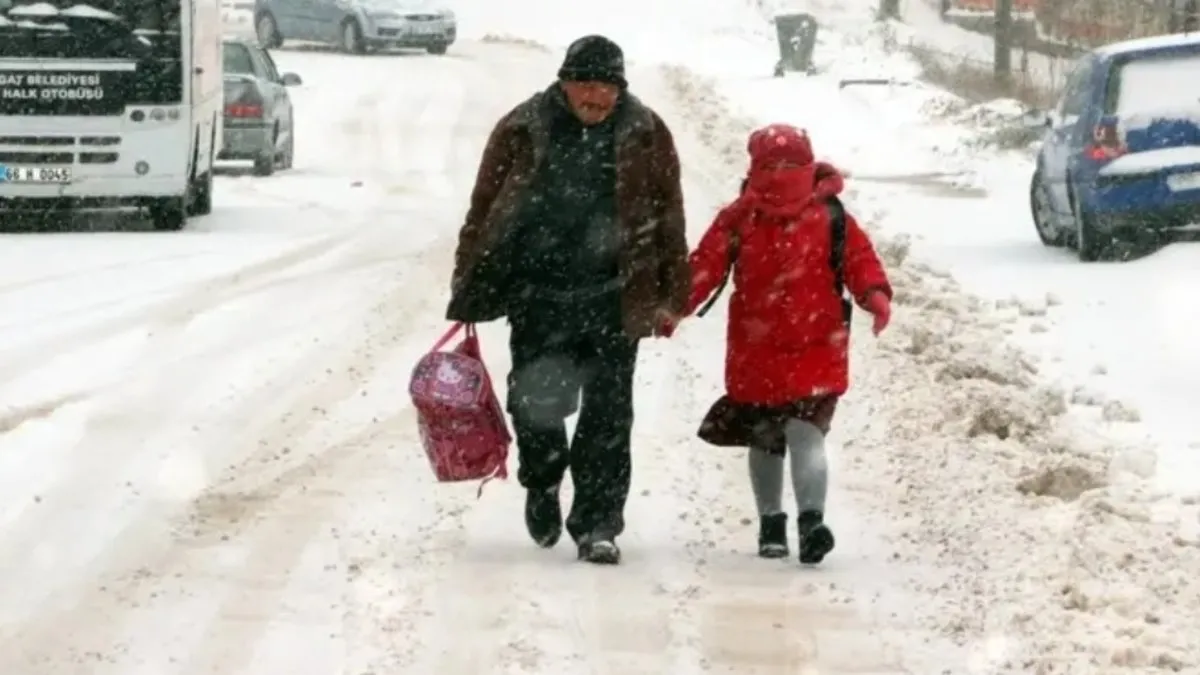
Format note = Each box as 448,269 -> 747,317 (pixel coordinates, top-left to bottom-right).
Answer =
149,108 -> 166,121
135,161 -> 150,175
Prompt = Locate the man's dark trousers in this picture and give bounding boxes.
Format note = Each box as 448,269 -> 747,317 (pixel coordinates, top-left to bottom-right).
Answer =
507,317 -> 638,543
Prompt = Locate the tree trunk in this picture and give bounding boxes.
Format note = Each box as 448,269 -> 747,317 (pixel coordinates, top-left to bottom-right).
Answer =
879,0 -> 901,20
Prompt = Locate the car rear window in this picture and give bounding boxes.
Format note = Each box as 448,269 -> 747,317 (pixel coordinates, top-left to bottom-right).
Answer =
1108,50 -> 1200,116
223,43 -> 255,76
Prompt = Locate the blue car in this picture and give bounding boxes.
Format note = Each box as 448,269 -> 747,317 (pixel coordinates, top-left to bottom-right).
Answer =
254,0 -> 456,55
1031,32 -> 1200,261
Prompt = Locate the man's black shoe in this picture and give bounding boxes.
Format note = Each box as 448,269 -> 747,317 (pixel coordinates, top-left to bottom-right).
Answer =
524,485 -> 562,548
577,537 -> 621,565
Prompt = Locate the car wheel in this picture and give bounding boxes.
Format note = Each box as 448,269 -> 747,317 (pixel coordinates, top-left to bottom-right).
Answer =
280,127 -> 294,170
341,19 -> 366,54
1030,169 -> 1062,247
253,152 -> 275,176
188,170 -> 213,215
254,126 -> 279,176
1069,184 -> 1107,262
150,197 -> 187,231
256,13 -> 282,49
426,42 -> 448,55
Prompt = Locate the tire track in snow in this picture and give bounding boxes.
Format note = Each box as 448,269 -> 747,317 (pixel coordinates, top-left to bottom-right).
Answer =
0,251 -> 426,673
0,230 -> 352,387
0,72 -> 468,657
0,232 -> 369,593
167,73 -> 473,673
0,231 -> 373,572
0,249 -> 240,297
173,47 -> 528,675
148,220 -> 455,673
173,406 -> 414,675
0,42 -> 528,675
0,238 -> 404,440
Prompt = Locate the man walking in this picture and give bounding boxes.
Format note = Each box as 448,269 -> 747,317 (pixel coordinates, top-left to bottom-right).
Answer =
447,35 -> 690,564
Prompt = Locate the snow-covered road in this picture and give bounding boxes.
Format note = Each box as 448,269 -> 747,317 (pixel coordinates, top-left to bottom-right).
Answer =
0,42 -> 937,674
0,44 -> 551,673
3,0 -> 1200,671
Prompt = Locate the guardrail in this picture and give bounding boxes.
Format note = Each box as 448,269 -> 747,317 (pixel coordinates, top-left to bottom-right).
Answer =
904,41 -> 1064,106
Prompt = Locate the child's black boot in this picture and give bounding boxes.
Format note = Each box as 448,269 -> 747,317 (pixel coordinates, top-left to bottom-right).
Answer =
797,510 -> 835,565
757,512 -> 789,558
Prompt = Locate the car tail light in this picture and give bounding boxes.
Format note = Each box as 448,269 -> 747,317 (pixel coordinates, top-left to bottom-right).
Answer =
225,102 -> 263,118
223,80 -> 264,118
1085,116 -> 1125,161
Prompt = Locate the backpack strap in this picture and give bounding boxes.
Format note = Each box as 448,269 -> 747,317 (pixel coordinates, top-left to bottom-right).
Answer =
826,197 -> 852,326
826,197 -> 846,298
695,226 -> 739,318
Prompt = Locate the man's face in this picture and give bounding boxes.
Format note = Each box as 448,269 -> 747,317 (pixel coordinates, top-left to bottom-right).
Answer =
560,81 -> 620,125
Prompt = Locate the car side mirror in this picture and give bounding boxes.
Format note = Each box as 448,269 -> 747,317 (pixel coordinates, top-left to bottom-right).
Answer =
280,72 -> 302,86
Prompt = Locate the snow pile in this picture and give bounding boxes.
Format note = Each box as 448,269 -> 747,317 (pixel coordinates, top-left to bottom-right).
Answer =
662,64 -> 1200,673
914,87 -> 1045,152
946,98 -> 1032,131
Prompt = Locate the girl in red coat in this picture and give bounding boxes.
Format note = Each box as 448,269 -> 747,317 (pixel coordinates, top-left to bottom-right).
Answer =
673,124 -> 892,565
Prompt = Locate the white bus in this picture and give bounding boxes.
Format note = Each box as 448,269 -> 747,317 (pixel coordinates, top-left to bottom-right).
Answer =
0,0 -> 222,230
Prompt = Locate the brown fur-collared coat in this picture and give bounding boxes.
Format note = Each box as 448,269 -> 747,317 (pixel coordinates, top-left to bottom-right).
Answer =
447,87 -> 690,338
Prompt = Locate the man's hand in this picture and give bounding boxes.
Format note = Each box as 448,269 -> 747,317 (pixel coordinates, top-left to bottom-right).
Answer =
653,308 -> 680,338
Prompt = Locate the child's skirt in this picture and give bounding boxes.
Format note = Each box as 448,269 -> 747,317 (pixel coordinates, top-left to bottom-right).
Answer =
697,395 -> 838,456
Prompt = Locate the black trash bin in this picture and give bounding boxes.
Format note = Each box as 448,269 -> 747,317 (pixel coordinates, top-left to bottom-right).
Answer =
772,13 -> 819,76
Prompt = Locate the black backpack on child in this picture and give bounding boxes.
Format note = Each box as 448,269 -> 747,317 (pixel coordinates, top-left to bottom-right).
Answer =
695,197 -> 852,327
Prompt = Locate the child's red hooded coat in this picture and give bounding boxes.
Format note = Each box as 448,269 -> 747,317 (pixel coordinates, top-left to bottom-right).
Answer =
684,126 -> 892,406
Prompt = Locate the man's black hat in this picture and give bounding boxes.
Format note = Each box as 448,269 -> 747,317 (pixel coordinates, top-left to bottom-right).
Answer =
558,35 -> 627,88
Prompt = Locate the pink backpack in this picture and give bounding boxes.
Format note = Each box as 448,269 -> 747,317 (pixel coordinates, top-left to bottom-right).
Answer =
410,323 -> 510,495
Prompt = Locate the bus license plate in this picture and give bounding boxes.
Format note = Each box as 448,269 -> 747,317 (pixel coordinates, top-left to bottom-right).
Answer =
0,165 -> 72,184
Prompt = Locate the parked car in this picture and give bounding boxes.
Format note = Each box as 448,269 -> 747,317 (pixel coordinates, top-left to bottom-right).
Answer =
253,0 -> 456,55
1030,32 -> 1200,261
220,38 -> 301,176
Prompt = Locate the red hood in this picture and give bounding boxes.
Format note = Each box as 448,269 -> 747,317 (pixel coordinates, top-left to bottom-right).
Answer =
735,161 -> 845,220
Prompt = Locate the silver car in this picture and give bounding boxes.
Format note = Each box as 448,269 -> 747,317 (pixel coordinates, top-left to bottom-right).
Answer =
219,39 -> 301,176
254,0 -> 456,55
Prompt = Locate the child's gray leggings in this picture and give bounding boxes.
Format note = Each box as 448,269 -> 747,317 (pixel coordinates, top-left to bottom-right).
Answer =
748,418 -> 828,516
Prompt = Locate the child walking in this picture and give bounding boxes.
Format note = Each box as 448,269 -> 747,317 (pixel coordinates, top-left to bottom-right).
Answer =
665,124 -> 892,565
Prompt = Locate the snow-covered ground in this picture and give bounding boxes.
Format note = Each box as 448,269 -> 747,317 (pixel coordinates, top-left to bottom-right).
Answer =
659,1 -> 1200,670
1,0 -> 1198,673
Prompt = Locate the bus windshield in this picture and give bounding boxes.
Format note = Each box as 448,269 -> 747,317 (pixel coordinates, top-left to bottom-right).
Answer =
0,0 -> 180,60
0,0 -> 184,112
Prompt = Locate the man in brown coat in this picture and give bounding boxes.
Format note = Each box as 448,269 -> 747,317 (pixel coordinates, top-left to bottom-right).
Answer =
447,35 -> 690,564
